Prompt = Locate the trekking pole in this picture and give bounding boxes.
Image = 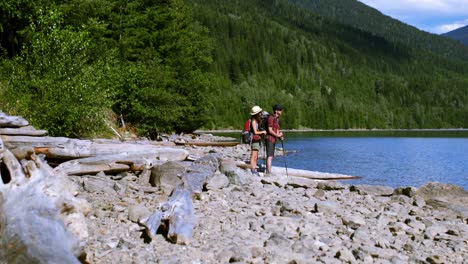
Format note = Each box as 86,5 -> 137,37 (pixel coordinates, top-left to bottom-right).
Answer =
280,139 -> 289,178
261,134 -> 266,172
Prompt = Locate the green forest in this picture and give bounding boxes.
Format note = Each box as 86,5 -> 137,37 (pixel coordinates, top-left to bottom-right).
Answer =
1,0 -> 467,138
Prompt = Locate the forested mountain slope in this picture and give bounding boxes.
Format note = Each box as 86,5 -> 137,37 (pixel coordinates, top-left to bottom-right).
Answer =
442,25 -> 468,46
288,0 -> 468,62
0,0 -> 467,137
188,0 -> 468,129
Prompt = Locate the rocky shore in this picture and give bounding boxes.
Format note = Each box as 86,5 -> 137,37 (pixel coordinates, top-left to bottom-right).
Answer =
68,133 -> 467,264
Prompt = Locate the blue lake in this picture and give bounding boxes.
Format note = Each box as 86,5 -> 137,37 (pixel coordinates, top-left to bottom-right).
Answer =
281,131 -> 468,190
212,130 -> 468,190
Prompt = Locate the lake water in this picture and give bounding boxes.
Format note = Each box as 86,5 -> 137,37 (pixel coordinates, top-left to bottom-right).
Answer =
212,130 -> 468,190
281,131 -> 468,190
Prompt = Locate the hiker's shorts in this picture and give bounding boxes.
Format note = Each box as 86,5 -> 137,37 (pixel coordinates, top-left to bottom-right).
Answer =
251,141 -> 261,151
266,140 -> 276,157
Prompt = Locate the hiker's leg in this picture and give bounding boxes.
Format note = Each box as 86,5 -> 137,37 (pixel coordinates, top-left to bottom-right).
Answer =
250,141 -> 261,171
250,149 -> 259,170
266,156 -> 273,174
265,141 -> 275,174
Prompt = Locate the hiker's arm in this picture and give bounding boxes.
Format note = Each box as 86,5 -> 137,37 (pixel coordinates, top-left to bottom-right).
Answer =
252,120 -> 266,135
278,130 -> 284,141
268,126 -> 283,139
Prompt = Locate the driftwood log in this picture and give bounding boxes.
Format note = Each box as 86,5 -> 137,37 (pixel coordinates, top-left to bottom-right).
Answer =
175,141 -> 239,147
0,126 -> 48,136
141,155 -> 220,245
236,162 -> 361,180
1,134 -> 189,176
54,152 -> 174,175
0,111 -> 29,128
0,148 -> 90,263
1,135 -> 188,161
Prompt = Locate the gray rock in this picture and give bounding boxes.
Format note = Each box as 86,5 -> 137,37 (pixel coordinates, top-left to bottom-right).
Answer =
149,161 -> 186,193
137,169 -> 151,186
334,248 -> 356,263
350,184 -> 394,196
426,255 -> 445,264
316,181 -> 346,191
342,215 -> 366,230
416,182 -> 468,215
219,160 -> 252,186
358,245 -> 400,260
83,175 -> 116,194
315,200 -> 341,214
424,225 -> 448,239
391,194 -> 412,204
411,194 -> 426,207
388,222 -> 410,236
313,189 -> 326,198
405,218 -> 426,233
206,172 -> 230,190
264,232 -> 292,248
351,228 -> 371,243
128,205 -> 150,223
393,186 -> 418,197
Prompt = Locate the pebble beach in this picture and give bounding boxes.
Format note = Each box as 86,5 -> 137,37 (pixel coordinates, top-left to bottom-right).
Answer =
68,134 -> 467,263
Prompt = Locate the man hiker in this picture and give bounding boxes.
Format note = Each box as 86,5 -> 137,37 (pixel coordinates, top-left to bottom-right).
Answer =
266,104 -> 284,175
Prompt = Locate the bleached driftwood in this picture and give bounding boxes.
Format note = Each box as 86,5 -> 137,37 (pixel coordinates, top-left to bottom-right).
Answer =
0,126 -> 48,136
54,153 -> 165,175
142,182 -> 195,245
0,111 -> 29,127
0,149 -> 90,263
1,135 -> 72,149
175,141 -> 239,147
141,155 -> 220,245
236,162 -> 361,180
1,135 -> 188,161
270,166 -> 361,180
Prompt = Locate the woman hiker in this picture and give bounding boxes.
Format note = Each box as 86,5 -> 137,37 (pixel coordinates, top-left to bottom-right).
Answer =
249,106 -> 267,175
266,104 -> 284,175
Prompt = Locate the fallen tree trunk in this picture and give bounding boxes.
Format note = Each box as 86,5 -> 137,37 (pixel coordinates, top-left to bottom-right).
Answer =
35,143 -> 188,161
1,135 -> 72,149
0,126 -> 48,136
54,153 -> 166,175
1,135 -> 189,161
141,154 -> 219,245
175,141 -> 239,147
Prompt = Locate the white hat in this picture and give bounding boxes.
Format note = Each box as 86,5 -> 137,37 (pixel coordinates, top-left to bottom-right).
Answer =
250,106 -> 262,116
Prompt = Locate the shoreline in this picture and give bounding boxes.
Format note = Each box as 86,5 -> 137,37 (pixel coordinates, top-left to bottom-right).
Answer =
78,137 -> 468,263
196,128 -> 468,133
0,113 -> 468,264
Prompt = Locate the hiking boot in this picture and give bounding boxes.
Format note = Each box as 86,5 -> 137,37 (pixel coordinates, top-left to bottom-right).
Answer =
251,170 -> 259,176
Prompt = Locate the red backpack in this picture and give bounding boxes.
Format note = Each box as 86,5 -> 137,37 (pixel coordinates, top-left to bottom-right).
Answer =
241,113 -> 269,144
241,119 -> 252,144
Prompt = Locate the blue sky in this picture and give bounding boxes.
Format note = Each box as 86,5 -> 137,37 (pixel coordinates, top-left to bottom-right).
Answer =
358,0 -> 468,34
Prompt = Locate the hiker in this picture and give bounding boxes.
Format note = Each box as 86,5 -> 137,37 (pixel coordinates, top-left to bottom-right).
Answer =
266,104 -> 284,174
249,106 -> 267,175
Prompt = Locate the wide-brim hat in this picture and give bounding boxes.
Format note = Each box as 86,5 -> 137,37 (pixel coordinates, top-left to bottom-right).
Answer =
251,106 -> 263,116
